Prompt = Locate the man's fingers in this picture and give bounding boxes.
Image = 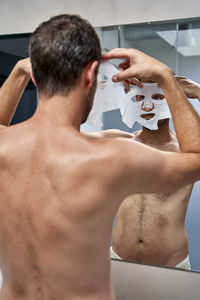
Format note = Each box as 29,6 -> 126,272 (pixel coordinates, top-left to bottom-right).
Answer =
118,61 -> 130,72
101,48 -> 131,61
175,76 -> 187,80
112,68 -> 135,82
129,79 -> 143,88
123,80 -> 131,93
112,69 -> 143,89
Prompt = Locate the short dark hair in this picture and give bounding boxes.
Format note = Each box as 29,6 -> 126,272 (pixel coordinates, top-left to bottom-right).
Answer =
29,14 -> 101,97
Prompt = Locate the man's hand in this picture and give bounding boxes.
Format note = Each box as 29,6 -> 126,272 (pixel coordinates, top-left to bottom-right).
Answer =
16,58 -> 31,78
102,48 -> 173,88
176,76 -> 200,101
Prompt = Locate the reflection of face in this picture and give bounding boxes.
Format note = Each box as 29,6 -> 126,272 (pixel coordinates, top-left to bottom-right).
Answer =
135,93 -> 165,121
122,83 -> 171,130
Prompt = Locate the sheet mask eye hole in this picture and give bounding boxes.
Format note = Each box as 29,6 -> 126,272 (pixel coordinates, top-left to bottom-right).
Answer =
152,94 -> 165,100
135,95 -> 145,102
131,96 -> 137,103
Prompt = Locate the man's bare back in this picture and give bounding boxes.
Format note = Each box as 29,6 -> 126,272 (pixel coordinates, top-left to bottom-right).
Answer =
0,120 -> 119,300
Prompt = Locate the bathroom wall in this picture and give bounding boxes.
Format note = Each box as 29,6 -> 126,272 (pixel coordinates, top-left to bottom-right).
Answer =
0,0 -> 200,34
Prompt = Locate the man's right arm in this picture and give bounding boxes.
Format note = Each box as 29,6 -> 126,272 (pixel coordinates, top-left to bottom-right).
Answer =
100,137 -> 200,205
0,58 -> 31,128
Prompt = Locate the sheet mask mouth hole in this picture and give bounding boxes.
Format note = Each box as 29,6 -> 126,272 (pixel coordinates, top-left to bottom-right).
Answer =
140,113 -> 155,119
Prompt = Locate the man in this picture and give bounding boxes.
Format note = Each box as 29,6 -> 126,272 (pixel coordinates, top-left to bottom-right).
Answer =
0,15 -> 200,300
2,62 -> 198,271
106,76 -> 200,269
86,77 -> 199,269
86,74 -> 200,269
109,84 -> 195,269
86,72 -> 200,269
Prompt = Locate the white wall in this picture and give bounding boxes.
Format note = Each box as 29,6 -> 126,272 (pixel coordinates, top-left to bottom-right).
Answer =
0,0 -> 200,34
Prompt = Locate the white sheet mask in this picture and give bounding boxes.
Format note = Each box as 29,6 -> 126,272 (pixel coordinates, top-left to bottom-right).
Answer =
85,63 -> 171,130
122,83 -> 171,130
86,62 -> 126,127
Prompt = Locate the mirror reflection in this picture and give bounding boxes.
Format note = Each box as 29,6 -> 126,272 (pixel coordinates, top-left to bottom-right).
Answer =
95,18 -> 200,272
0,18 -> 200,277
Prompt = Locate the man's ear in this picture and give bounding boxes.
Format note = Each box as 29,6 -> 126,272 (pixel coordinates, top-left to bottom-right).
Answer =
83,61 -> 99,90
30,68 -> 37,87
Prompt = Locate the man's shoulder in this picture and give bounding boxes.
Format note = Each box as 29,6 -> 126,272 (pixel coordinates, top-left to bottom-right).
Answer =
0,123 -> 32,161
83,129 -> 135,140
0,123 -> 18,142
0,124 -> 6,131
0,127 -> 14,169
0,125 -> 11,144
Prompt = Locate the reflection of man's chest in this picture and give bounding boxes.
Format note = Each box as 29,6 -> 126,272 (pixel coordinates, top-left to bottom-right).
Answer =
119,134 -> 194,227
120,183 -> 193,229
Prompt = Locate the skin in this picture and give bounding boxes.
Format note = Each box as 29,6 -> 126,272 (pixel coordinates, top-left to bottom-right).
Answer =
88,76 -> 200,266
0,49 -> 200,300
90,119 -> 193,267
176,76 -> 200,101
111,83 -> 195,267
87,83 -> 196,267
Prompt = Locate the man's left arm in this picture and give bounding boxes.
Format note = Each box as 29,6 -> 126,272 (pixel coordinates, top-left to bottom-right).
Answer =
0,58 -> 31,127
176,76 -> 200,101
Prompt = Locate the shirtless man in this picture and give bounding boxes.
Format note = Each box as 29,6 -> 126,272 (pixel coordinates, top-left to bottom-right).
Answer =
108,77 -> 200,269
2,62 -> 199,271
109,92 -> 194,269
0,14 -> 200,300
86,79 -> 198,269
86,76 -> 200,269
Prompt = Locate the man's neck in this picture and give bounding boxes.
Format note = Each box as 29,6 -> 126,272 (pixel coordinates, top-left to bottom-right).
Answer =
135,119 -> 174,145
32,88 -> 88,131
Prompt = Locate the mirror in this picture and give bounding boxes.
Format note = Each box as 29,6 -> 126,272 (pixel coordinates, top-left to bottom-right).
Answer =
93,18 -> 200,272
0,18 -> 200,277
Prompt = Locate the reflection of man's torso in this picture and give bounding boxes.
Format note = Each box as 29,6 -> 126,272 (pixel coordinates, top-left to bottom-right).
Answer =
111,130 -> 194,267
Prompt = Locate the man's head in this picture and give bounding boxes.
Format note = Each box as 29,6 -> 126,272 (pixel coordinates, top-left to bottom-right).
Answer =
29,14 -> 101,98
